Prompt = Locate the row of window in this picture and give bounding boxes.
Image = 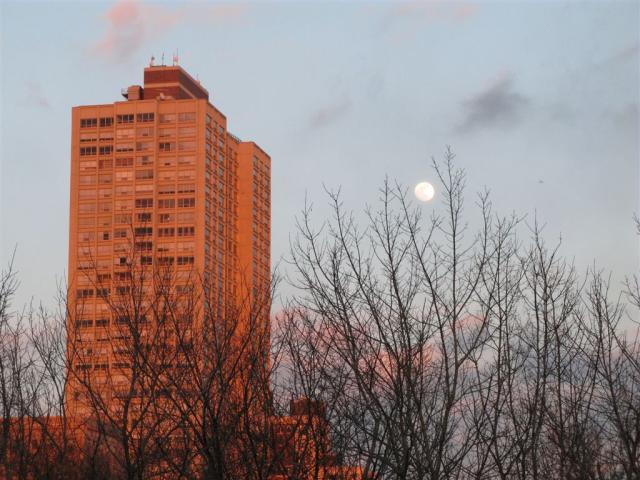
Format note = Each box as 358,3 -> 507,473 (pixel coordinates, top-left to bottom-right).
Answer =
78,197 -> 195,213
80,142 -> 196,156
80,112 -> 195,129
76,184 -> 196,200
80,146 -> 113,156
78,169 -> 196,184
76,211 -> 196,226
78,226 -> 195,242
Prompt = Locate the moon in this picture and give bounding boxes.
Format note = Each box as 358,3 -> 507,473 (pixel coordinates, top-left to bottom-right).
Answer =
414,181 -> 435,202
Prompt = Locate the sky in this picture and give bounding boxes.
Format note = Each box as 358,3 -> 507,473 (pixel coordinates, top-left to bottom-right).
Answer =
1,0 -> 639,309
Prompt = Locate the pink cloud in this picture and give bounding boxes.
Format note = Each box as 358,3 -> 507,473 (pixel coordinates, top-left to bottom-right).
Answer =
453,3 -> 478,21
92,1 -> 252,64
92,0 -> 183,63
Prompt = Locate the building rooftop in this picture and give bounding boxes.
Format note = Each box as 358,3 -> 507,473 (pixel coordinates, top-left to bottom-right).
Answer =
122,64 -> 209,101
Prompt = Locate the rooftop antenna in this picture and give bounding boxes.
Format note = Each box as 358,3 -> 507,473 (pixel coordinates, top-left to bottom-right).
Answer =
149,55 -> 155,67
161,52 -> 165,66
172,49 -> 179,66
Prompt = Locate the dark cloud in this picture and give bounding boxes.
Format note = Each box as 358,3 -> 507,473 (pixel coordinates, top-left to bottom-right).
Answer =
611,102 -> 639,131
456,74 -> 529,133
24,81 -> 50,109
605,42 -> 639,67
308,97 -> 352,129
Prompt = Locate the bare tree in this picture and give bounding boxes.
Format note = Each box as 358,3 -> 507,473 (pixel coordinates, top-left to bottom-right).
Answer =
281,148 -> 634,480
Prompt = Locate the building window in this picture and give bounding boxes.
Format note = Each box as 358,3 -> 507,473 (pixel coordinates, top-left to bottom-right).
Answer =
137,212 -> 152,222
137,127 -> 154,137
78,231 -> 95,242
99,145 -> 113,156
178,198 -> 195,208
136,142 -> 152,152
177,170 -> 195,181
158,257 -> 174,266
78,203 -> 97,214
117,114 -> 134,124
135,198 -> 153,209
134,227 -> 152,237
80,118 -> 97,128
115,186 -> 133,196
178,126 -> 195,136
75,319 -> 93,328
116,128 -> 134,139
158,199 -> 175,209
99,159 -> 113,169
115,199 -> 132,211
136,112 -> 155,123
115,214 -> 132,224
135,241 -> 153,252
80,133 -> 97,143
159,142 -> 175,152
99,174 -> 112,184
80,146 -> 97,156
140,256 -> 153,265
177,256 -> 194,265
79,189 -> 96,199
115,171 -> 133,182
177,226 -> 195,237
136,170 -> 154,180
96,288 -> 110,298
115,157 -> 134,167
77,289 -> 94,299
158,185 -> 175,195
158,227 -> 175,237
160,113 -> 176,124
178,141 -> 195,151
116,143 -> 134,153
177,212 -> 194,223
178,112 -> 195,122
158,213 -> 173,223
100,117 -> 113,127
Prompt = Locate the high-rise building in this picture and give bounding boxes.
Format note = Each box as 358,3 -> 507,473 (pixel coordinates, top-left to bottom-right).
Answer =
63,64 -> 360,479
66,64 -> 270,415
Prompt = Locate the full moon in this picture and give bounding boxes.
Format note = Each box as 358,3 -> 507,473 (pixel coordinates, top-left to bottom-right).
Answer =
414,181 -> 435,202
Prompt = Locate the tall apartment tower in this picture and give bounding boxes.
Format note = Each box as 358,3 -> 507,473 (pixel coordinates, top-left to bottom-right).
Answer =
67,65 -> 270,414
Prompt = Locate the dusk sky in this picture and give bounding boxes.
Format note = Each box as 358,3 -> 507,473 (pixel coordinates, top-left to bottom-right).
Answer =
1,0 -> 638,308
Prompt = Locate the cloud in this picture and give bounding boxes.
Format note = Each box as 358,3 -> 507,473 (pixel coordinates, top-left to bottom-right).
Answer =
456,73 -> 529,133
611,102 -> 639,131
453,3 -> 479,20
379,1 -> 478,36
91,1 -> 252,64
92,0 -> 182,63
604,42 -> 640,67
24,81 -> 50,109
308,96 -> 352,129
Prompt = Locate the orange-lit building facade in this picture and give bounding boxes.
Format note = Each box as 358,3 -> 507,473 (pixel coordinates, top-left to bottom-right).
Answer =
66,65 -> 270,414
60,64 -> 361,479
